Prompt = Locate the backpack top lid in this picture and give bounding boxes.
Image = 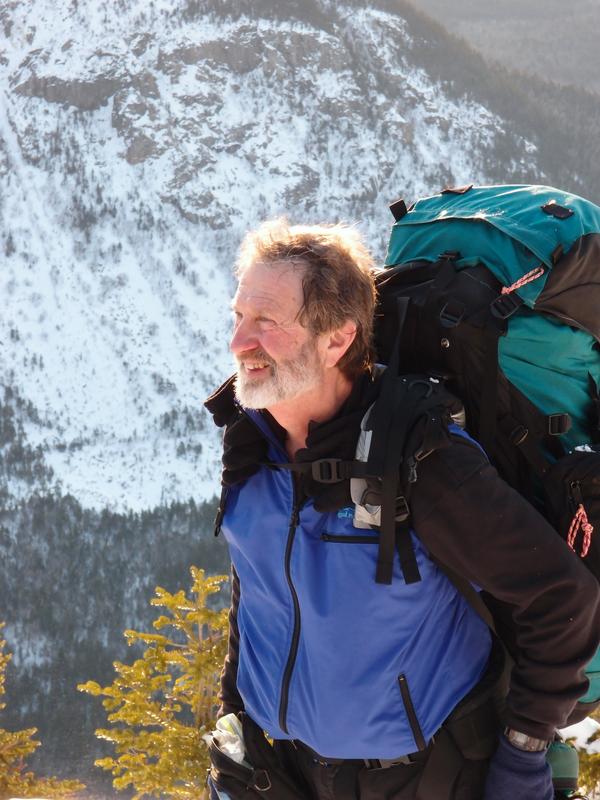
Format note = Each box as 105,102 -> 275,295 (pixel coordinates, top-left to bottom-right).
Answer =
385,184 -> 600,342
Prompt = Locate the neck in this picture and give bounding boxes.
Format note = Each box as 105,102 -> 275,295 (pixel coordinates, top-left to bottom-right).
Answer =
268,370 -> 354,460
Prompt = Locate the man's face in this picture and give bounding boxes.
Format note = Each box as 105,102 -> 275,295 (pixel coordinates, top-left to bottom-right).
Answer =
230,260 -> 325,410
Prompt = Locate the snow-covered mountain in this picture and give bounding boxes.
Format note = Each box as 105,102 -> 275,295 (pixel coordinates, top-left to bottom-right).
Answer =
0,0 -> 542,512
2,1 -> 576,787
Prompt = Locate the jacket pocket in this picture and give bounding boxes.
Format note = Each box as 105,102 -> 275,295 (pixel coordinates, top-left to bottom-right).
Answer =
398,674 -> 427,751
321,533 -> 379,544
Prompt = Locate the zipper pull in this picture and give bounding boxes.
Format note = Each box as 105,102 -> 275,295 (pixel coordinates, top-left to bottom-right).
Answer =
290,503 -> 300,529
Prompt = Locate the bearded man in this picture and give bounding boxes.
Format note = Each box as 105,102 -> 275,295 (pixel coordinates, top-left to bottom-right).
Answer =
204,220 -> 600,800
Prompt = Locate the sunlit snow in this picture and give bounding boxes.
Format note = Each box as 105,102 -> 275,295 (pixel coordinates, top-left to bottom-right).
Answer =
0,1 -> 540,510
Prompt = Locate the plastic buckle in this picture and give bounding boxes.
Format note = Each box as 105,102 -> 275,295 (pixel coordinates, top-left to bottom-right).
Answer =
364,753 -> 415,769
548,413 -> 571,435
510,425 -> 529,446
490,293 -> 523,319
395,495 -> 410,522
439,300 -> 465,328
312,459 -> 344,483
252,769 -> 272,792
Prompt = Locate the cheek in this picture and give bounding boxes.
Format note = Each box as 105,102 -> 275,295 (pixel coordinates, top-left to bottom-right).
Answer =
262,328 -> 303,359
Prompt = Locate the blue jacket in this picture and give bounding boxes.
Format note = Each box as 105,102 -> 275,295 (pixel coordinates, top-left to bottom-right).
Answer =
220,408 -> 491,759
206,374 -> 600,751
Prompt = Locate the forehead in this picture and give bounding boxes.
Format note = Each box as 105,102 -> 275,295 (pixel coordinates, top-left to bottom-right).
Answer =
234,260 -> 305,314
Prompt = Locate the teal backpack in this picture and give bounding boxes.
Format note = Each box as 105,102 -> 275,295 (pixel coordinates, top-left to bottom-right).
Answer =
375,184 -> 600,723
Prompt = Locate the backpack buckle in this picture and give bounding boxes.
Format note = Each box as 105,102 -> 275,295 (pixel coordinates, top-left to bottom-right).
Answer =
395,495 -> 410,522
490,293 -> 523,319
439,300 -> 465,328
311,459 -> 346,483
548,413 -> 571,435
510,425 -> 529,446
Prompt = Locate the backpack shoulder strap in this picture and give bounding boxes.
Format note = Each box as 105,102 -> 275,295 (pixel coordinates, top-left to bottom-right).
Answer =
431,558 -> 497,634
364,373 -> 460,584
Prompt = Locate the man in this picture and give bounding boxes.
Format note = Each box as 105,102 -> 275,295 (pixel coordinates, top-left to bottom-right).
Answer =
205,219 -> 600,800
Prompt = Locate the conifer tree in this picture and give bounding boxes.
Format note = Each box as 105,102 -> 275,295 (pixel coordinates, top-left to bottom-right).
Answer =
0,623 -> 84,799
76,566 -> 600,798
78,567 -> 228,799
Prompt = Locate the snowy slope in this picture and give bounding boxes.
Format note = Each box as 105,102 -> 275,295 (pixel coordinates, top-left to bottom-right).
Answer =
0,0 -> 540,510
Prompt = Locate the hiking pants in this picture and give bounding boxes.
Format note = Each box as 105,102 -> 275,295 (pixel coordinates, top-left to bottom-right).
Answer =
273,735 -> 488,800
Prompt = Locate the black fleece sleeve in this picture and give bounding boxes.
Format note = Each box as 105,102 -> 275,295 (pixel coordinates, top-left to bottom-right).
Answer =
412,434 -> 600,740
217,564 -> 244,719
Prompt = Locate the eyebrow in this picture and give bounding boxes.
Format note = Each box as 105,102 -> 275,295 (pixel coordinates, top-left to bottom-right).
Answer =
230,298 -> 280,316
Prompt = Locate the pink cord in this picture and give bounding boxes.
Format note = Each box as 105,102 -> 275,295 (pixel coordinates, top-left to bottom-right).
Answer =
501,266 -> 545,295
567,504 -> 593,558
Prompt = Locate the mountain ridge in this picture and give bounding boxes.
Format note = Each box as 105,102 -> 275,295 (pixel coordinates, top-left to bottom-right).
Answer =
2,1 -> 600,788
0,0 -> 548,512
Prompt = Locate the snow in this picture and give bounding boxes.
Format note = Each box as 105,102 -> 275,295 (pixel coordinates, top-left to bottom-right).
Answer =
561,717 -> 600,754
0,0 -> 540,511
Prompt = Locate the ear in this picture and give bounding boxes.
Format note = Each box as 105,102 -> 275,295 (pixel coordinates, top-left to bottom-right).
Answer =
322,320 -> 357,369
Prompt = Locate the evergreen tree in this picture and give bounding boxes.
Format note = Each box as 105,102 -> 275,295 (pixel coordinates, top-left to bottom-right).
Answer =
78,567 -> 228,799
0,624 -> 83,799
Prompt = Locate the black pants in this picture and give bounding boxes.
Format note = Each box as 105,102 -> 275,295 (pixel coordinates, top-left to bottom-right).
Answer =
273,737 -> 489,800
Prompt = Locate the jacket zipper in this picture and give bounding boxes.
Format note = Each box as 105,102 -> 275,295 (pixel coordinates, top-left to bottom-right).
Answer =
234,408 -> 303,735
278,485 -> 302,734
398,674 -> 427,751
322,533 -> 379,544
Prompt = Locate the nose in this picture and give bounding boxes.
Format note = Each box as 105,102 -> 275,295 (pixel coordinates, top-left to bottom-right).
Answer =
230,317 -> 259,356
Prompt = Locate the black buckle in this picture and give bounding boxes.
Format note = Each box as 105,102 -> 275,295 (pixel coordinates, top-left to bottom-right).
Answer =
548,413 -> 571,435
490,293 -> 524,319
252,769 -> 272,792
510,425 -> 529,446
439,300 -> 465,328
415,447 -> 434,462
311,459 -> 345,483
364,755 -> 413,769
395,496 -> 410,522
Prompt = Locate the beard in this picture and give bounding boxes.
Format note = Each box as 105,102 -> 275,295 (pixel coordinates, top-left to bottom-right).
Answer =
234,338 -> 324,410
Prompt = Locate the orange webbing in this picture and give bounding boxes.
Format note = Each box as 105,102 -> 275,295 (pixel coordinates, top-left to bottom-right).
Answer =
501,265 -> 546,295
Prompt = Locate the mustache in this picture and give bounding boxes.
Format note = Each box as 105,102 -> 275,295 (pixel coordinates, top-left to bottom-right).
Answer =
236,351 -> 276,368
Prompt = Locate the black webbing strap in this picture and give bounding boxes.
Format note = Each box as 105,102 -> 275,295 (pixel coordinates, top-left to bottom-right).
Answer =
431,253 -> 460,294
498,415 -> 553,479
371,297 -> 418,585
389,297 -> 408,376
366,297 -> 409,474
376,379 -> 418,584
477,324 -> 502,455
395,517 -> 420,585
589,373 -> 600,443
432,559 -> 496,634
415,728 -> 463,800
267,459 -> 369,483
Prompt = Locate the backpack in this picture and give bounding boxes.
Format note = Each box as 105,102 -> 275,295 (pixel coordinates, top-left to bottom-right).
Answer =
371,183 -> 600,721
